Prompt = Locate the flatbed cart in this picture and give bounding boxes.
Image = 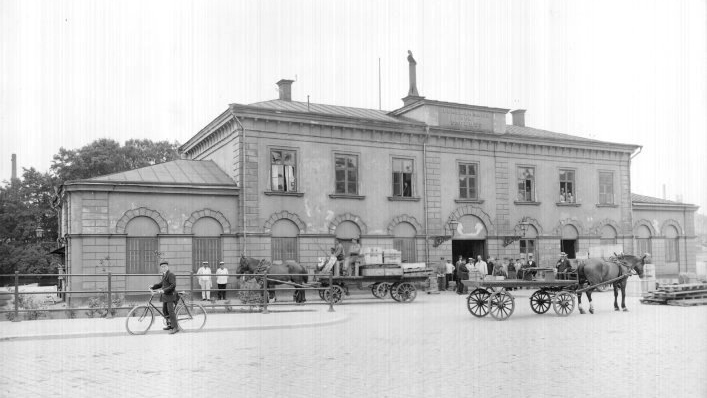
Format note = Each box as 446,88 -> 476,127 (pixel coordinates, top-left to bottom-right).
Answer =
314,271 -> 430,304
462,268 -> 579,321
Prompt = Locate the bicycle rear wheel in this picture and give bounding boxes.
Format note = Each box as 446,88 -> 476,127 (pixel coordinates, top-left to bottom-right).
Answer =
125,305 -> 154,335
176,302 -> 207,331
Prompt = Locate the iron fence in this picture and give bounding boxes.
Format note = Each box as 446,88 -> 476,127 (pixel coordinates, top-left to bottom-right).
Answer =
0,271 -> 336,322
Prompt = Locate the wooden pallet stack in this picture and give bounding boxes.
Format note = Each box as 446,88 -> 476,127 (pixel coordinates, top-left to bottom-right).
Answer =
640,283 -> 707,306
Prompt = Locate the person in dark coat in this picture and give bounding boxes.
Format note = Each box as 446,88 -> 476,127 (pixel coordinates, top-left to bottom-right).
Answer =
455,259 -> 469,294
486,257 -> 494,276
150,260 -> 180,334
556,252 -> 572,280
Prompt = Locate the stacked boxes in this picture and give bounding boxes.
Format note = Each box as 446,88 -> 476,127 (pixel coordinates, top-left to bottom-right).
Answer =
383,249 -> 402,265
362,247 -> 383,265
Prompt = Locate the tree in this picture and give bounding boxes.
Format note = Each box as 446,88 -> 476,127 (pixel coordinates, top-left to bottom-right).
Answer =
50,138 -> 180,182
1,138 -> 180,283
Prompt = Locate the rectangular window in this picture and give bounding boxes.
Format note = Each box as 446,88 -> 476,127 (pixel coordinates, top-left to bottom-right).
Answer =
335,154 -> 358,195
392,158 -> 414,197
599,171 -> 614,205
636,238 -> 651,256
393,238 -> 417,263
559,169 -> 575,203
666,238 -> 679,262
272,237 -> 299,262
192,237 -> 221,272
519,239 -> 535,258
270,149 -> 296,192
127,238 -> 158,274
517,167 -> 535,202
458,163 -> 478,199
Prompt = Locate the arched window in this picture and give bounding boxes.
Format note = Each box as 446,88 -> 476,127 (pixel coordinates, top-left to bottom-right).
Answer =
393,222 -> 417,263
635,225 -> 652,256
192,217 -> 223,272
600,225 -> 617,246
664,225 -> 679,263
335,221 -> 361,256
561,225 -> 579,259
126,216 -> 159,274
271,219 -> 299,262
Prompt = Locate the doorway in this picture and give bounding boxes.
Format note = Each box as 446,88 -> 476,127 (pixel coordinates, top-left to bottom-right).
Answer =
452,240 -> 486,263
561,240 -> 577,259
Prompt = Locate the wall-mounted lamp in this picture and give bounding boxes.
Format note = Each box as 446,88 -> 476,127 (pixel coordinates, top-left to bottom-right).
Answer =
449,220 -> 459,237
518,217 -> 531,237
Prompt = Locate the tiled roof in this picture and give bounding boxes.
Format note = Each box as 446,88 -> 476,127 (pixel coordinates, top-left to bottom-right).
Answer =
505,124 -> 606,144
631,193 -> 685,205
247,99 -> 418,124
82,160 -> 236,185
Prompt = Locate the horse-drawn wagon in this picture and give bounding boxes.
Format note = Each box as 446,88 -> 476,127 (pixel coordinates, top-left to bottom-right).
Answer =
462,254 -> 647,321
314,266 -> 431,304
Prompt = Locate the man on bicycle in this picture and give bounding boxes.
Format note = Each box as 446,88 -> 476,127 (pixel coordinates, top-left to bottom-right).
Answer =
150,260 -> 180,334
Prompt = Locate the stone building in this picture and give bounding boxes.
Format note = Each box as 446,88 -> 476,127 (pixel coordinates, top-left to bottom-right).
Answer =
56,54 -> 698,295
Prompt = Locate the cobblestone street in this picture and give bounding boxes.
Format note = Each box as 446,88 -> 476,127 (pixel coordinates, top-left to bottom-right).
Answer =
2,289 -> 706,398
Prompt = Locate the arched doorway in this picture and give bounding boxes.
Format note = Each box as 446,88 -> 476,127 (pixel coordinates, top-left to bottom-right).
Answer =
192,217 -> 223,272
451,215 -> 487,263
561,224 -> 579,259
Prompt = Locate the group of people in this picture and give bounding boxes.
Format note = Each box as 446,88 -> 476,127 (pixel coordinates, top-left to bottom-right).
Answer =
440,253 -> 547,294
196,261 -> 230,301
319,238 -> 362,276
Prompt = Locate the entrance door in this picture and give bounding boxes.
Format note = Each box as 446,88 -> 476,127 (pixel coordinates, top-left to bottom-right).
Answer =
452,240 -> 486,263
561,240 -> 577,259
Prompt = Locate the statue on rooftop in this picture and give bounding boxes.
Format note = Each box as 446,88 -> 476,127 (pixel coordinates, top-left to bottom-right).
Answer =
407,50 -> 420,97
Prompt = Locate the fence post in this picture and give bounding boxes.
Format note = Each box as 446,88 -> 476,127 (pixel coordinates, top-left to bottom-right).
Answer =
328,271 -> 335,312
190,271 -> 194,300
261,271 -> 269,314
106,272 -> 113,319
12,271 -> 20,322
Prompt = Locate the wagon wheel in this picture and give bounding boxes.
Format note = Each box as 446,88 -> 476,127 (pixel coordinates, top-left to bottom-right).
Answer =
372,282 -> 391,299
371,283 -> 381,298
389,282 -> 403,302
394,282 -> 417,303
467,288 -> 491,317
318,285 -> 327,300
552,292 -> 575,317
529,290 -> 551,314
488,291 -> 515,321
323,285 -> 344,304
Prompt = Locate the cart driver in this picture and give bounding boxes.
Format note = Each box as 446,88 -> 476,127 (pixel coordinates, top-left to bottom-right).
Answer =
556,252 -> 572,280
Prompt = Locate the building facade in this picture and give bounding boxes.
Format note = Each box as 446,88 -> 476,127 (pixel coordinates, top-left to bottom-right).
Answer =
57,61 -> 699,295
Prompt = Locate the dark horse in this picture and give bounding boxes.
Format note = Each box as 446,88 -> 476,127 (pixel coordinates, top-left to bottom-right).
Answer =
237,256 -> 308,303
576,254 -> 646,314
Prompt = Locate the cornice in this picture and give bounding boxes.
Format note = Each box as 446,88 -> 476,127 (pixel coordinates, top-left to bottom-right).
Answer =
63,182 -> 239,196
632,202 -> 699,212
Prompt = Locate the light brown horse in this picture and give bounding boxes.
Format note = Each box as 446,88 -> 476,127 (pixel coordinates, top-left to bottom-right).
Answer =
576,254 -> 646,314
237,256 -> 308,303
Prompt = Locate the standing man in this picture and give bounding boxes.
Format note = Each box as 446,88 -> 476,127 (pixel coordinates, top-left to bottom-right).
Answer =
216,261 -> 229,300
333,239 -> 345,276
475,255 -> 488,277
345,238 -> 361,276
445,259 -> 454,291
486,256 -> 495,276
197,261 -> 212,301
455,255 -> 464,290
150,260 -> 179,334
556,252 -> 571,280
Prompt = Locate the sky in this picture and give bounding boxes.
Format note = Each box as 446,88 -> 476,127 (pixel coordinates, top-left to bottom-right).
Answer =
1,0 -> 705,213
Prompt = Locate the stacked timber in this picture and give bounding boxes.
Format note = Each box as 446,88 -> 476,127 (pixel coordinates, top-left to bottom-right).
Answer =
640,283 -> 707,306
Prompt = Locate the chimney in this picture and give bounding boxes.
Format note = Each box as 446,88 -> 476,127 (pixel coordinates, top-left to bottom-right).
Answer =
511,109 -> 526,127
276,79 -> 294,101
11,153 -> 17,180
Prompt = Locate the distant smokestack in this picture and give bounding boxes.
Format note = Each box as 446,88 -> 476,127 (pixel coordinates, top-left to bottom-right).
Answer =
662,184 -> 666,200
511,109 -> 526,127
276,79 -> 294,101
11,154 -> 17,180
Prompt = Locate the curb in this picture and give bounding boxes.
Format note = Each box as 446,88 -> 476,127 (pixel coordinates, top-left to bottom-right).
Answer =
0,311 -> 350,342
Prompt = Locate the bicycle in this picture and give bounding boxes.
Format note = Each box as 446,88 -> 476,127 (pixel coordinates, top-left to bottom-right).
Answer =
125,290 -> 207,335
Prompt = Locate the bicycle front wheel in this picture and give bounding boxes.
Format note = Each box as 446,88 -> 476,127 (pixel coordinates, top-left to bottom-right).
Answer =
125,305 -> 154,335
176,302 -> 207,331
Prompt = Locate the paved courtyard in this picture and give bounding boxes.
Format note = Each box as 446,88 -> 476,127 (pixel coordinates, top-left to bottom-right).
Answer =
1,288 -> 705,398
